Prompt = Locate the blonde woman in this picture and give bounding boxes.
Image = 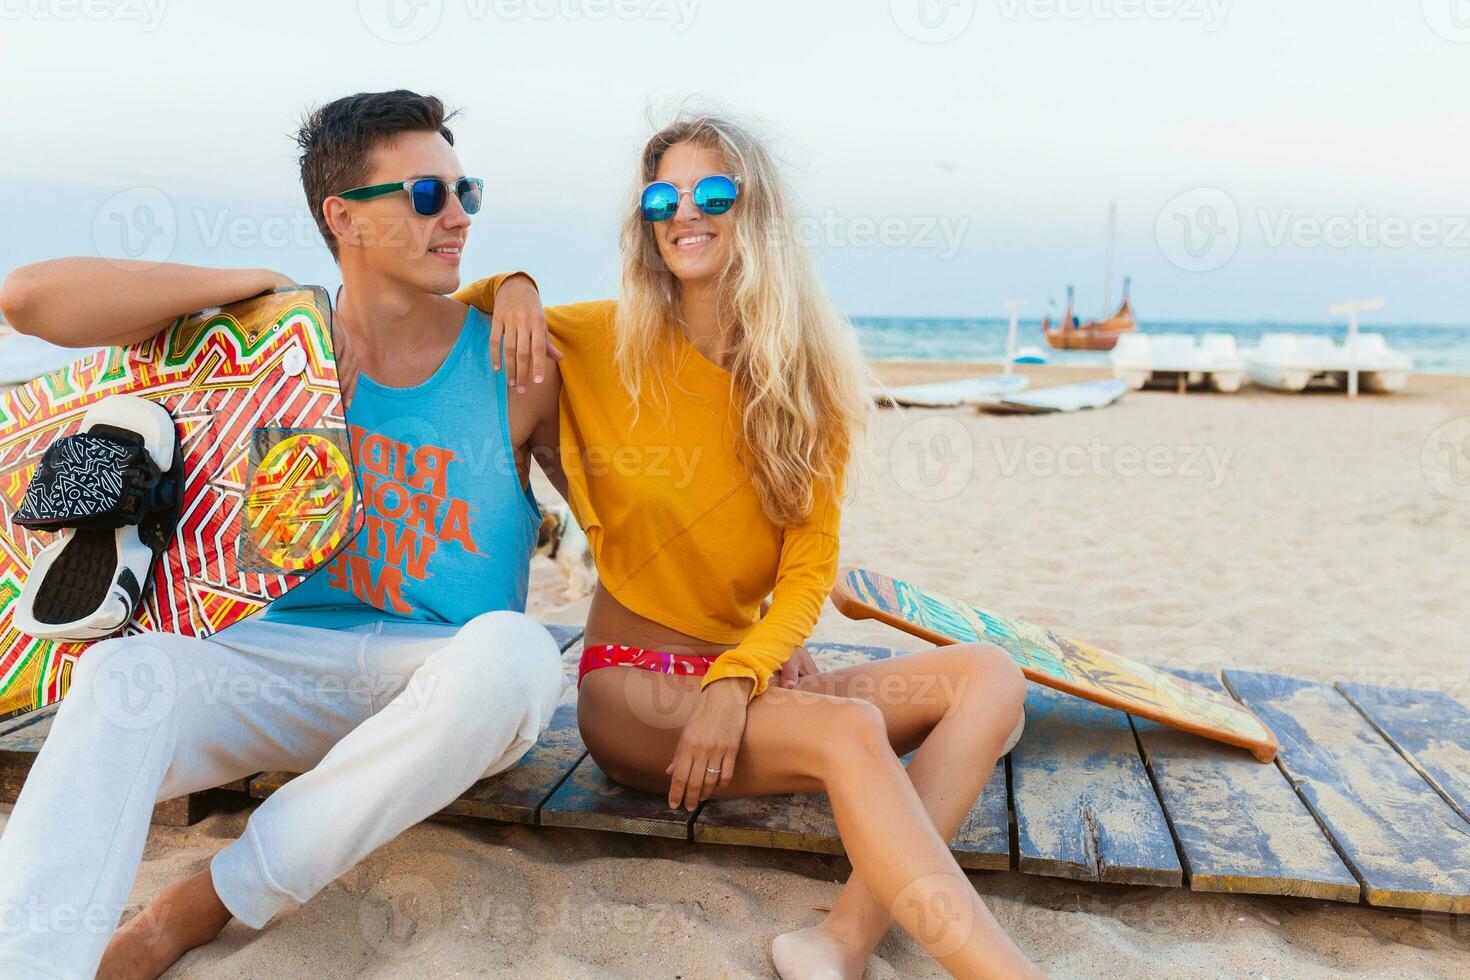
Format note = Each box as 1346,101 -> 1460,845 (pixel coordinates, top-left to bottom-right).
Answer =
456,114 -> 1035,979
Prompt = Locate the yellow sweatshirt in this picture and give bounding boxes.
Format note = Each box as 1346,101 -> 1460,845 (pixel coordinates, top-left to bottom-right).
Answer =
453,275 -> 841,699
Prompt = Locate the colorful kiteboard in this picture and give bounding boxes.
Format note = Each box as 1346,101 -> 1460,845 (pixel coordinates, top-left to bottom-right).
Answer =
0,286 -> 362,720
831,567 -> 1278,761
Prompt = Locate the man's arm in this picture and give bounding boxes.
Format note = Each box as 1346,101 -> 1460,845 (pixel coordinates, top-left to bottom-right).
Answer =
0,259 -> 292,348
523,360 -> 567,501
507,357 -> 567,500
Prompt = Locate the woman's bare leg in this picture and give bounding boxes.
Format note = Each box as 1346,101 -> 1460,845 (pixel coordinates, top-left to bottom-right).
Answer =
577,646 -> 1036,979
772,645 -> 1029,978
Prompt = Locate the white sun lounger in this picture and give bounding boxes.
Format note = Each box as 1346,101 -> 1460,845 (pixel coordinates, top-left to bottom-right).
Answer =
1110,333 -> 1244,393
1243,333 -> 1412,393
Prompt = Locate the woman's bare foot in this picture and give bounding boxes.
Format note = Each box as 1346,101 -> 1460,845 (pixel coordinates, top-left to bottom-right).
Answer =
772,923 -> 873,980
97,868 -> 233,980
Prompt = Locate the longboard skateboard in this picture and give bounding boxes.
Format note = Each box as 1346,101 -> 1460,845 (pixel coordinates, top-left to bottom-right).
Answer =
0,286 -> 362,721
831,567 -> 1278,761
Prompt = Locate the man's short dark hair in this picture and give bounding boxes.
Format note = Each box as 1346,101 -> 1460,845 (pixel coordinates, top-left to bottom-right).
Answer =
296,90 -> 458,260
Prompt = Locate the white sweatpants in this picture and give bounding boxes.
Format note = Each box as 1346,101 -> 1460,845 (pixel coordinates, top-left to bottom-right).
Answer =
0,611 -> 566,979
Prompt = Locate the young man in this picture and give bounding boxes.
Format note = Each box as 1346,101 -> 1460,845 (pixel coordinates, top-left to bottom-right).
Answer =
0,90 -> 561,979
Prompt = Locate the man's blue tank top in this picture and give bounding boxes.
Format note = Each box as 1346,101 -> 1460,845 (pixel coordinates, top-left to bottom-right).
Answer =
262,306 -> 539,629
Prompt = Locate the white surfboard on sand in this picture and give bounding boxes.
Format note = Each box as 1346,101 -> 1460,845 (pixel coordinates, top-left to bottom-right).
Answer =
979,379 -> 1128,415
884,374 -> 1030,408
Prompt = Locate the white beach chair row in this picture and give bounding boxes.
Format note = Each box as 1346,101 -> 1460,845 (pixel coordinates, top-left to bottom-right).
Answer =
1110,333 -> 1413,395
1110,333 -> 1245,393
1241,333 -> 1413,394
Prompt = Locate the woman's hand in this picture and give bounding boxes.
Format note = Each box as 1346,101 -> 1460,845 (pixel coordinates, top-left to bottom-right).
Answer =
492,273 -> 563,393
666,677 -> 751,811
777,646 -> 821,689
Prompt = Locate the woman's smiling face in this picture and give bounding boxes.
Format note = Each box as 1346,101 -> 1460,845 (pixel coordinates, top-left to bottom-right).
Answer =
651,141 -> 737,287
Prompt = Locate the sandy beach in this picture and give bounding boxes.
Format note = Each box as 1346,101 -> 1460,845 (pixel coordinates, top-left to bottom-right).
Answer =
5,362 -> 1469,978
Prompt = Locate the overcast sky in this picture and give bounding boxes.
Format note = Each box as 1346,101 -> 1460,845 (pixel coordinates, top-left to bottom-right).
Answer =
2,0 -> 1467,324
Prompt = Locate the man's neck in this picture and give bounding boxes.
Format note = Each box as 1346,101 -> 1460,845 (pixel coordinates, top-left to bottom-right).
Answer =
336,270 -> 445,357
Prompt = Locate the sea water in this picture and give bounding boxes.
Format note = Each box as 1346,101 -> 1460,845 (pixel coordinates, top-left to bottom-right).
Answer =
852,318 -> 1470,375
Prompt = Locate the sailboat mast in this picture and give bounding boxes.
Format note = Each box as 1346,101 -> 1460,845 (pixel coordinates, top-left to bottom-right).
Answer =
1103,199 -> 1117,312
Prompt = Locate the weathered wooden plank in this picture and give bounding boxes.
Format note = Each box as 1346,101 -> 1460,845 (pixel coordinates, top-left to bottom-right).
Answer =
0,705 -> 52,739
248,696 -> 590,830
0,708 -> 53,803
696,753 -> 1007,871
1011,685 -> 1181,886
952,761 -> 1011,871
539,752 -> 694,839
1134,670 -> 1359,902
694,788 -> 846,855
445,694 -> 586,824
1224,670 -> 1470,913
215,776 -> 255,794
0,704 -> 210,825
151,794 -> 211,827
546,623 -> 583,653
693,642 -> 1009,869
691,642 -> 885,854
248,772 -> 292,799
1335,681 -> 1470,825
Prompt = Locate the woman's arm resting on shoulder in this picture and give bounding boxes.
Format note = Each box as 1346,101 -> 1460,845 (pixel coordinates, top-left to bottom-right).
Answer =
452,272 -> 561,392
0,259 -> 291,348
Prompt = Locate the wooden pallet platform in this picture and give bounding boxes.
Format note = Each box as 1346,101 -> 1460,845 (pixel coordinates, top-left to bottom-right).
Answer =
9,627 -> 1470,914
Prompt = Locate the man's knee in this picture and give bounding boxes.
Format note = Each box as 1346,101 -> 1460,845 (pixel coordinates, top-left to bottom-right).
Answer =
458,611 -> 562,685
416,612 -> 564,735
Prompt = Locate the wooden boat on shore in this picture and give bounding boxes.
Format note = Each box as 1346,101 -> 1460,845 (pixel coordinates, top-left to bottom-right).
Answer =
1043,280 -> 1137,351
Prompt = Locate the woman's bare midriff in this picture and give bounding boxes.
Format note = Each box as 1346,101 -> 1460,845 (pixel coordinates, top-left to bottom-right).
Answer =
583,583 -> 728,657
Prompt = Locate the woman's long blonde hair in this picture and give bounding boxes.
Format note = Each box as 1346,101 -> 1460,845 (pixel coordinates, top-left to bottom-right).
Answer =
616,112 -> 875,527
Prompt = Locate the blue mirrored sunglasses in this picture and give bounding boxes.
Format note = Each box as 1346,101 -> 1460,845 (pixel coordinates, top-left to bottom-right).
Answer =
339,177 -> 484,217
640,173 -> 741,222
